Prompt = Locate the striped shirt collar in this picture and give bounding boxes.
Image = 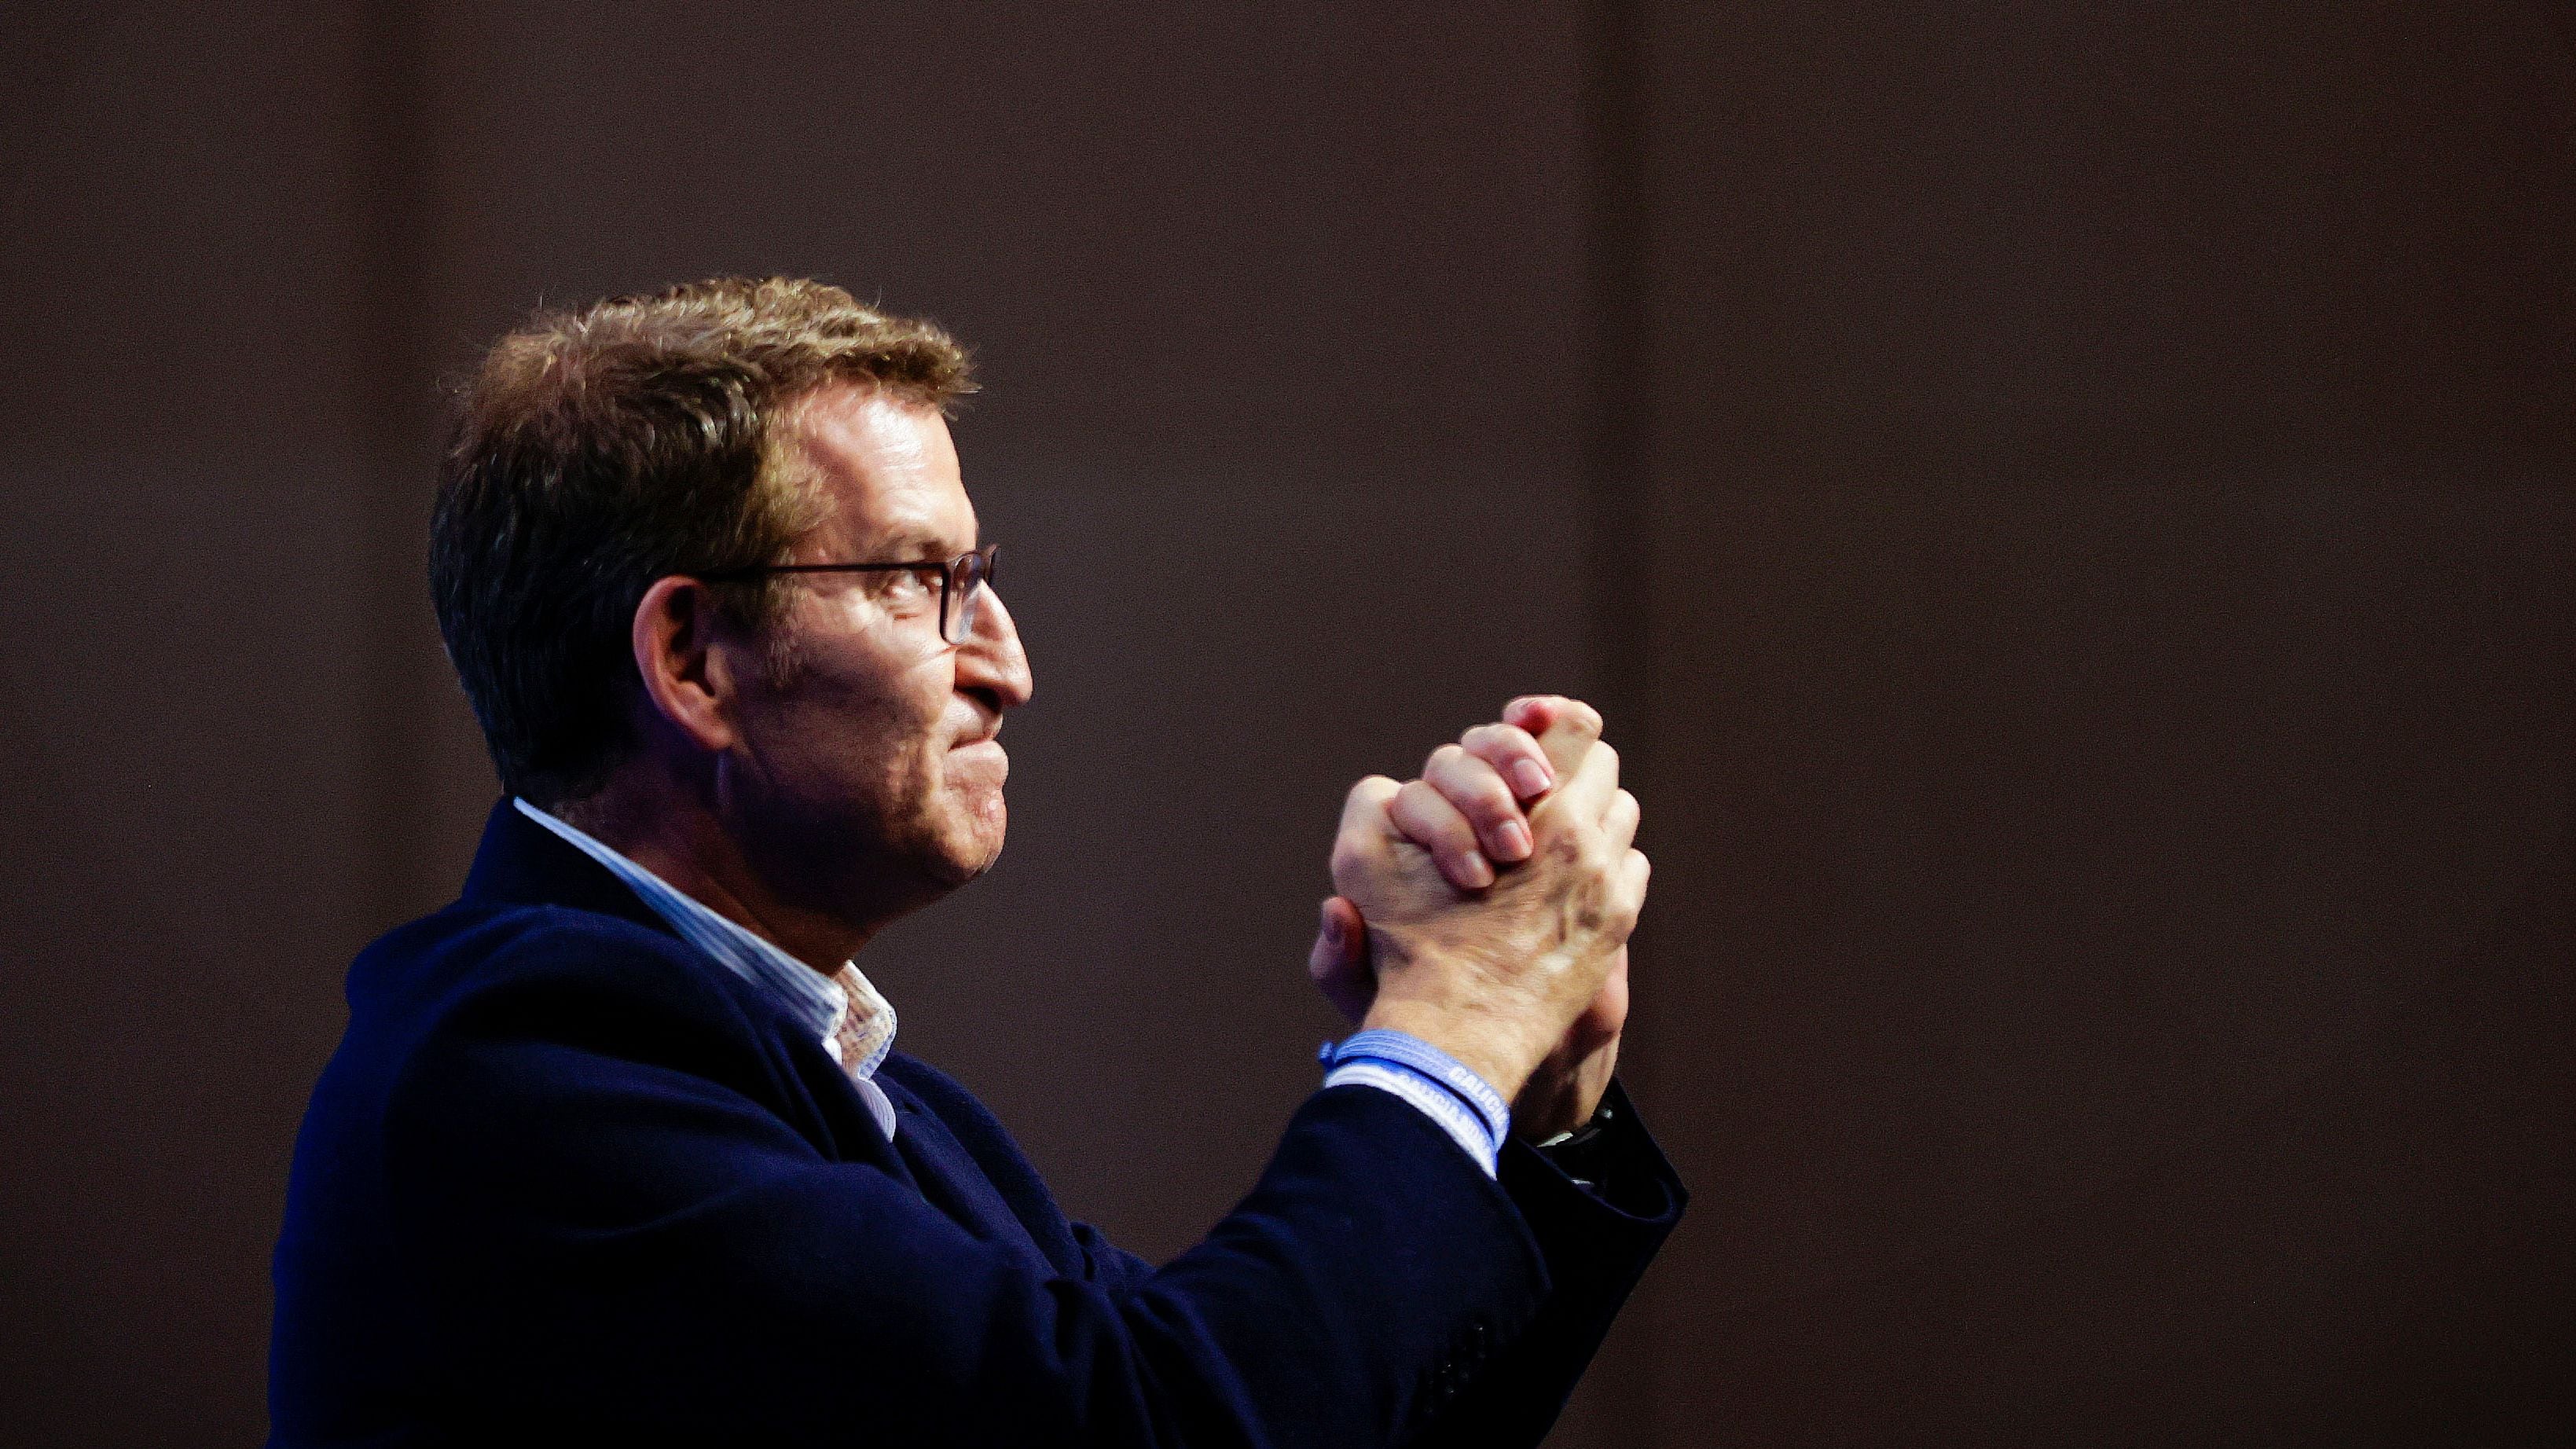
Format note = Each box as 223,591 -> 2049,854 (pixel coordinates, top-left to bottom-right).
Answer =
512,798 -> 899,1137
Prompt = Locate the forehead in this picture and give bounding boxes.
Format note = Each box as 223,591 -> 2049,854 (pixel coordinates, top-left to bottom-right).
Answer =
781,385 -> 974,555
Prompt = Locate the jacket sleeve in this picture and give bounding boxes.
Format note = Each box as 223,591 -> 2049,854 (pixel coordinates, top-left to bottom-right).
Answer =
1071,1220 -> 1161,1292
383,924 -> 1558,1449
1407,1080 -> 1688,1448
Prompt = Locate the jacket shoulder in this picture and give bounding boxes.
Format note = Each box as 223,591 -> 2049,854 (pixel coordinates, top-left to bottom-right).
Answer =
340,901 -> 795,1134
358,901 -> 747,1033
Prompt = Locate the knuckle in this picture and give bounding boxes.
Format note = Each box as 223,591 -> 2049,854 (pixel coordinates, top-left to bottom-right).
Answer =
1574,880 -> 1615,932
1563,824 -> 1613,873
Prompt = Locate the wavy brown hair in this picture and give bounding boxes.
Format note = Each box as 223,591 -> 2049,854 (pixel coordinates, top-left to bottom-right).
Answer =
431,277 -> 974,805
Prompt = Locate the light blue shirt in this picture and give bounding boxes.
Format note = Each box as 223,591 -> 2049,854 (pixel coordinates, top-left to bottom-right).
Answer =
515,798 -> 1504,1175
514,799 -> 901,1141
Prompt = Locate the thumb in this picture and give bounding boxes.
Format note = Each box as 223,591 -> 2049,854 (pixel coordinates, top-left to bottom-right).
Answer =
1506,695 -> 1605,786
1306,896 -> 1374,1025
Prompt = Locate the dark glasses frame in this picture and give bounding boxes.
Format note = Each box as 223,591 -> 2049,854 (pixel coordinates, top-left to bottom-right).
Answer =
700,545 -> 999,644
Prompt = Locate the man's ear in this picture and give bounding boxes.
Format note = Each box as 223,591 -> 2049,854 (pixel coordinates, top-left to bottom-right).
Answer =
630,574 -> 746,755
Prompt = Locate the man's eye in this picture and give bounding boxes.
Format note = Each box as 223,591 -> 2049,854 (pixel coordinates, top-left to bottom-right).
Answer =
876,569 -> 938,606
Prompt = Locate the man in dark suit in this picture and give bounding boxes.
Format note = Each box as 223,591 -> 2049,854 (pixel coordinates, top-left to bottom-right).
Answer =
270,277 -> 1682,1447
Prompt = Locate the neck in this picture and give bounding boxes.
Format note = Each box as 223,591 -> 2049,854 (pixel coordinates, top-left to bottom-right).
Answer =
549,762 -> 877,976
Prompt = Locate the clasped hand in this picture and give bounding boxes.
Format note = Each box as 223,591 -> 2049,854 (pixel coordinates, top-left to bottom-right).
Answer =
1308,697 -> 1648,1143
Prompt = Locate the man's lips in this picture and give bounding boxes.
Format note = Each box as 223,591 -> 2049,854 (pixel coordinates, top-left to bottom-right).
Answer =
948,738 -> 1008,793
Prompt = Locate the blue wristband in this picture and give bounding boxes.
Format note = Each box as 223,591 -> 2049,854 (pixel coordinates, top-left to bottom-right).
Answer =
1319,1030 -> 1511,1154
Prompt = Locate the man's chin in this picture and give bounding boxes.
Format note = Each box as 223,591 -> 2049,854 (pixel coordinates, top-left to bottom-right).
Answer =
945,823 -> 1007,886
919,799 -> 1007,889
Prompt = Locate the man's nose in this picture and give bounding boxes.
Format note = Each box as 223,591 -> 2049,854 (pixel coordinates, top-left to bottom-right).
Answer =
956,586 -> 1033,709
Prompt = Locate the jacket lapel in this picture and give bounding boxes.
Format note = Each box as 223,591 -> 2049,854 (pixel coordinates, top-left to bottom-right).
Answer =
460,797 -> 919,1183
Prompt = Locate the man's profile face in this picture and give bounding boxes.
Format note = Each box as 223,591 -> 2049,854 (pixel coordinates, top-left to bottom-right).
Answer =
720,384 -> 1032,922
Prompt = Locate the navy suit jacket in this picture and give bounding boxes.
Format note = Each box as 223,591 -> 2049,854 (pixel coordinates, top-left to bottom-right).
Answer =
270,800 -> 1685,1447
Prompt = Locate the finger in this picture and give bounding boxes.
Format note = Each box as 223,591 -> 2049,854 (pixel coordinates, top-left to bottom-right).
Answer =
1537,736 -> 1621,833
1462,721 -> 1555,801
1330,776 -> 1406,892
1338,774 -> 1404,842
1306,896 -> 1367,978
1602,787 -> 1641,853
1506,695 -> 1604,783
1306,896 -> 1374,1025
1616,846 -> 1652,919
1424,743 -> 1535,864
1503,695 -> 1565,732
1572,947 -> 1631,1046
1389,777 -> 1495,890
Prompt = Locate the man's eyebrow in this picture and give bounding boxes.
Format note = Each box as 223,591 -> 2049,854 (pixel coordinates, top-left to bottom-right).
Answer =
862,528 -> 969,560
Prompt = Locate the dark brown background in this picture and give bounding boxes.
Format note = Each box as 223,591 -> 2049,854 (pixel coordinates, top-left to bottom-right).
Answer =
3,3 -> 2569,1445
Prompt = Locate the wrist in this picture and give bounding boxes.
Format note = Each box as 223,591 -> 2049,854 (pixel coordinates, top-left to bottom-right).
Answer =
1513,1072 -> 1601,1143
1357,996 -> 1543,1103
1318,1030 -> 1513,1173
1512,1036 -> 1620,1143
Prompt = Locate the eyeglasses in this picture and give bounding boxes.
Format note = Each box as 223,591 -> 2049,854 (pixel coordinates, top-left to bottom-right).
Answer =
700,545 -> 1000,645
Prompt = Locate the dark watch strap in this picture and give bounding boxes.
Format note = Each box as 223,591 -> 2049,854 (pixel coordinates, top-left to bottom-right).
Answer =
1532,1099 -> 1618,1187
